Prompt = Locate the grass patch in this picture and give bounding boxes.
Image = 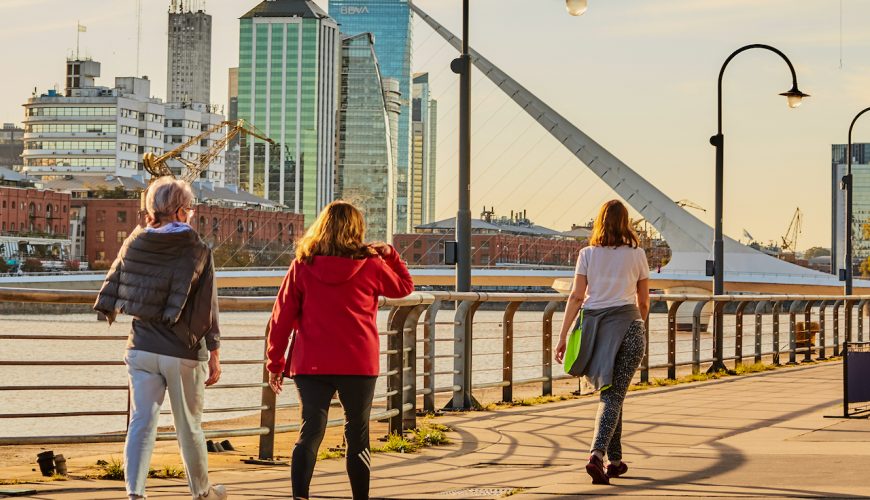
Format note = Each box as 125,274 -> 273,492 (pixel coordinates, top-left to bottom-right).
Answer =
90,459 -> 185,480
481,393 -> 583,411
372,419 -> 453,454
94,458 -> 124,481
0,474 -> 67,486
148,464 -> 185,479
317,449 -> 345,461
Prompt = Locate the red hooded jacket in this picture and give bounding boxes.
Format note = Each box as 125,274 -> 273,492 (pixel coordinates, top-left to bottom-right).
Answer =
266,247 -> 414,377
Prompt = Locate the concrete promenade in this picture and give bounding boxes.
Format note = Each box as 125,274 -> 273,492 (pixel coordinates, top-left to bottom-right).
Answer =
3,362 -> 869,499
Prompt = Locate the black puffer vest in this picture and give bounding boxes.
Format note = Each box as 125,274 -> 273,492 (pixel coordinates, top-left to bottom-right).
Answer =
94,226 -> 212,348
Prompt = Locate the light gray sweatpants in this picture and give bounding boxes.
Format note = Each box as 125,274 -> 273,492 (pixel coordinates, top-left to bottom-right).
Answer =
124,349 -> 210,498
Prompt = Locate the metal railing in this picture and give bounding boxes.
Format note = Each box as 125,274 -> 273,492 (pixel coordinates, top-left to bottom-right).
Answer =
0,288 -> 866,459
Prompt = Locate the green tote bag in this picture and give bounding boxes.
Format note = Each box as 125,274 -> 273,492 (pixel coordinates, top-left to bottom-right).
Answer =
563,310 -> 583,375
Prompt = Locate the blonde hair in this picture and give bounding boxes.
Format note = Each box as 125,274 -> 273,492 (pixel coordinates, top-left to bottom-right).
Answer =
589,200 -> 640,248
145,177 -> 194,225
295,201 -> 376,263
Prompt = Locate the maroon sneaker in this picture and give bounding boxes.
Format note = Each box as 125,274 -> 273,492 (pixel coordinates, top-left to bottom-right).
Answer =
607,462 -> 628,478
585,454 -> 610,485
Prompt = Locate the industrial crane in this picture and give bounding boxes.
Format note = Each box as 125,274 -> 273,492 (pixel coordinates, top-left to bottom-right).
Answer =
781,207 -> 803,253
143,119 -> 275,183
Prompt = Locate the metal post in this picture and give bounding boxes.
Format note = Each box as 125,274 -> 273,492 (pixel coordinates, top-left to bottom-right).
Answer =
542,301 -> 559,396
787,301 -> 801,365
402,305 -> 427,430
258,325 -> 277,460
692,301 -> 708,374
709,43 -> 806,373
667,301 -> 683,380
846,299 -> 855,343
754,301 -> 767,363
833,300 -> 843,357
803,301 -> 815,362
423,300 -> 441,413
819,301 -> 828,360
446,299 -> 481,410
772,301 -> 782,365
453,0 -> 472,292
387,306 -> 411,435
502,302 -> 521,402
642,304 -> 651,384
735,301 -> 750,368
710,301 -> 727,372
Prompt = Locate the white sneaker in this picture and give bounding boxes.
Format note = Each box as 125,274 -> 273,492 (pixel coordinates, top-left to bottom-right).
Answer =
194,484 -> 227,500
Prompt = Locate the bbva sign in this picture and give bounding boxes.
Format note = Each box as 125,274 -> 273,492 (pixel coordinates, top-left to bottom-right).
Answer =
340,6 -> 369,14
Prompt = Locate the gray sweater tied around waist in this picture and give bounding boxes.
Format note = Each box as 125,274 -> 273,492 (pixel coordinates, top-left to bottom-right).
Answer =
568,303 -> 643,391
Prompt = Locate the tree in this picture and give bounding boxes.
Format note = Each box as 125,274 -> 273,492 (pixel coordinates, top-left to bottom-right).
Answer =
804,246 -> 831,260
212,242 -> 254,268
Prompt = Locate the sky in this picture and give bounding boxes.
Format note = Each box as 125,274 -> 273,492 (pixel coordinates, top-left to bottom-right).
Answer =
2,0 -> 870,251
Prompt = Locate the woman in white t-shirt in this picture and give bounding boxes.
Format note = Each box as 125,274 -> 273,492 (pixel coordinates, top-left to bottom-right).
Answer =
555,200 -> 650,485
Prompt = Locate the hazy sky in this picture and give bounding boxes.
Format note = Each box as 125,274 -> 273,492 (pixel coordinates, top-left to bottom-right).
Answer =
3,0 -> 870,250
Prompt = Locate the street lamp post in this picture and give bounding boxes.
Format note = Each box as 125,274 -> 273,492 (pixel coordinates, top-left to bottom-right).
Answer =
707,43 -> 808,373
451,0 -> 586,293
447,0 -> 585,410
843,107 -> 870,296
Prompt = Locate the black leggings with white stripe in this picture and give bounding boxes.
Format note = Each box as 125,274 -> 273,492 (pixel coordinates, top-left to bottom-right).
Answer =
292,375 -> 377,500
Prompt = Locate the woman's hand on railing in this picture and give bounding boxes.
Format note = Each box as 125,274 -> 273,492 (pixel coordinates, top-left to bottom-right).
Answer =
269,371 -> 284,395
555,335 -> 567,364
205,349 -> 221,386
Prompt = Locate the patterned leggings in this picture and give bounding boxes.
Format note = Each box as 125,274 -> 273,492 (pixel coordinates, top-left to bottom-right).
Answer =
591,321 -> 646,461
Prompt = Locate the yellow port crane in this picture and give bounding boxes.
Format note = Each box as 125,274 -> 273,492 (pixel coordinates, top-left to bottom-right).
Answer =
143,119 -> 275,183
781,207 -> 803,253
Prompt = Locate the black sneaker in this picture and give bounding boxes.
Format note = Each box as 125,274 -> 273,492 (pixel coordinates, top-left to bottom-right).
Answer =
585,454 -> 609,485
607,462 -> 628,478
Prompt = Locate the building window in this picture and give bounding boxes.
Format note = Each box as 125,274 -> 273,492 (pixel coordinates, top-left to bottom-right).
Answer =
212,217 -> 219,235
413,240 -> 422,248
97,230 -> 105,243
248,221 -> 254,233
96,210 -> 106,223
117,211 -> 127,223
237,220 -> 243,233
10,223 -> 15,232
10,202 -> 15,209
1,201 -> 5,209
277,223 -> 283,244
96,251 -> 106,261
117,230 -> 127,243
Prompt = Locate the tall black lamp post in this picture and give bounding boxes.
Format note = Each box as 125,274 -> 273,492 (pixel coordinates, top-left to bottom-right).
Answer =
707,43 -> 808,373
451,0 -> 586,293
446,0 -> 585,410
843,108 -> 870,296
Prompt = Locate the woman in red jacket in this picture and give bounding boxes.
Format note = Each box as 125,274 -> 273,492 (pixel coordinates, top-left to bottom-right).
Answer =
266,201 -> 414,500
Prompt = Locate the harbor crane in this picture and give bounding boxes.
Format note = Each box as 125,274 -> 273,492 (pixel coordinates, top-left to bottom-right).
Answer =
143,119 -> 274,184
781,207 -> 803,253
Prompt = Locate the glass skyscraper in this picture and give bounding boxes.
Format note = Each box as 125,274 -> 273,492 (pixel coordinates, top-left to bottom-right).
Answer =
832,143 -> 870,276
238,0 -> 340,222
411,72 -> 437,228
330,0 -> 413,233
336,33 -> 395,241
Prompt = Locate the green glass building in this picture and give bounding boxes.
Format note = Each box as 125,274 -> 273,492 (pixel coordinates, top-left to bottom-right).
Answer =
336,33 -> 395,241
238,0 -> 340,222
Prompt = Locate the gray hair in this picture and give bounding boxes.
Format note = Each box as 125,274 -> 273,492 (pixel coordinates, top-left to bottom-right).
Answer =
145,177 -> 194,222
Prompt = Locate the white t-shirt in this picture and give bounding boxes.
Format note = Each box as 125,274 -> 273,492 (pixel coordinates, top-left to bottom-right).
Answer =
574,245 -> 650,310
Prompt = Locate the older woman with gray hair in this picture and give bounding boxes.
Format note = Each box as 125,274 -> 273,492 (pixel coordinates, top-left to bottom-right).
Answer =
95,176 -> 226,500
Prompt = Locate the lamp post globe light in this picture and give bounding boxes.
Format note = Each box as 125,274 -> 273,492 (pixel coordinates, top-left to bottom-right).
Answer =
843,107 -> 870,297
452,0 -> 585,293
707,43 -> 808,373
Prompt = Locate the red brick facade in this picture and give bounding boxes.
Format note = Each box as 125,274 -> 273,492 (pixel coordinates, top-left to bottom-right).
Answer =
393,233 -> 585,267
75,198 -> 304,266
0,186 -> 71,236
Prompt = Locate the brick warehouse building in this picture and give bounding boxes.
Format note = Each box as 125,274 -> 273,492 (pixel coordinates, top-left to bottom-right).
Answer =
42,176 -> 303,267
0,185 -> 71,236
393,211 -> 585,267
76,198 -> 303,266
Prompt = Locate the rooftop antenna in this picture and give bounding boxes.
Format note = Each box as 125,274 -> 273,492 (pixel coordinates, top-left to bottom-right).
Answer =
136,0 -> 142,76
839,0 -> 844,69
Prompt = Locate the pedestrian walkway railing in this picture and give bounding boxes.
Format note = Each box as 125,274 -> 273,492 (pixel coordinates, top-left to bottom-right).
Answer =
0,288 -> 866,460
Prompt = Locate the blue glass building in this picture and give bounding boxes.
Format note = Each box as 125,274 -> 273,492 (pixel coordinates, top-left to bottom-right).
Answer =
330,0 -> 413,233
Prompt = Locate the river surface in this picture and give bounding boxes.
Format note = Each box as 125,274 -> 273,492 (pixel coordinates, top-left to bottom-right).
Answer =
0,309 -> 847,438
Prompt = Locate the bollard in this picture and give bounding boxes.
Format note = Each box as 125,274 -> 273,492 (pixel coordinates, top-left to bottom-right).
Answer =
258,324 -> 277,461
542,301 -> 559,397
